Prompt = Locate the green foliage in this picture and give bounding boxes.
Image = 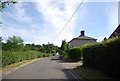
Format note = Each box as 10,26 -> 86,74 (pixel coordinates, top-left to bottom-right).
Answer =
68,47 -> 82,60
1,50 -> 55,68
0,37 -> 2,50
59,40 -> 68,55
60,40 -> 67,51
53,53 -> 56,56
24,43 -> 41,51
0,0 -> 17,12
1,36 -> 58,68
2,36 -> 59,54
82,37 -> 120,79
2,36 -> 24,51
58,49 -> 66,55
0,37 -> 2,43
41,44 -> 59,53
0,0 -> 17,26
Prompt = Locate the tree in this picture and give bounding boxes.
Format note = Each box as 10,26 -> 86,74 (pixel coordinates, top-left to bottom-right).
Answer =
103,37 -> 107,41
39,47 -> 46,53
5,36 -> 23,51
0,37 -> 2,50
0,37 -> 2,43
60,40 -> 67,51
0,0 -> 17,25
59,40 -> 68,55
0,0 -> 17,12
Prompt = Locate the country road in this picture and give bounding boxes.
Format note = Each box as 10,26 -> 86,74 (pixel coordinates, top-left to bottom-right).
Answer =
2,55 -> 83,81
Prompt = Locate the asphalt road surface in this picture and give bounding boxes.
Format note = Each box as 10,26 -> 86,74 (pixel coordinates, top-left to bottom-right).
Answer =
2,55 -> 82,81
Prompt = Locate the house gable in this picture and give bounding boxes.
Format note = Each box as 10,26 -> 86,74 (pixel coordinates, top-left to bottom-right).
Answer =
69,30 -> 97,48
109,25 -> 120,38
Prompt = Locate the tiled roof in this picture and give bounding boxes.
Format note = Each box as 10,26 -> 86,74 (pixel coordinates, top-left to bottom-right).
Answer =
69,35 -> 97,43
109,24 -> 120,38
69,30 -> 97,43
74,35 -> 97,40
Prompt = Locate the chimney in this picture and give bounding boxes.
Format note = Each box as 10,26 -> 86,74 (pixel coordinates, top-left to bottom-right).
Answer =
81,30 -> 85,36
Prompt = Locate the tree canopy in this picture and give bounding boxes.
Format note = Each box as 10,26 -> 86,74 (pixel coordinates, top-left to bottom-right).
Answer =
1,36 -> 59,53
60,40 -> 68,51
0,0 -> 17,12
2,36 -> 23,51
59,39 -> 68,55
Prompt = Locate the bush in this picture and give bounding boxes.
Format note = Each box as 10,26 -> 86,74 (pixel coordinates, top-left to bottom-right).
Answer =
43,54 -> 46,57
58,50 -> 67,55
1,50 -> 57,68
68,47 -> 82,60
82,37 -> 120,79
37,52 -> 43,58
2,50 -> 43,68
53,53 -> 56,56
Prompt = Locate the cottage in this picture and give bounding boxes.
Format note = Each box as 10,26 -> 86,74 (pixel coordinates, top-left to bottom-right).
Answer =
109,24 -> 120,38
69,30 -> 97,48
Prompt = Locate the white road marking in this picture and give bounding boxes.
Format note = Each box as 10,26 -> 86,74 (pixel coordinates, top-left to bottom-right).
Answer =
68,71 -> 77,79
68,71 -> 80,81
5,71 -> 11,75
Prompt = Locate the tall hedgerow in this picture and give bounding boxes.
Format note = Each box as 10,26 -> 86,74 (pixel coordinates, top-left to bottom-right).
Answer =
82,37 -> 120,79
1,50 -> 55,68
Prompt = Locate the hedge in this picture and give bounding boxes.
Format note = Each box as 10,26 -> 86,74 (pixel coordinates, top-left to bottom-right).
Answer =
82,37 -> 120,79
68,47 -> 82,60
1,50 -> 55,67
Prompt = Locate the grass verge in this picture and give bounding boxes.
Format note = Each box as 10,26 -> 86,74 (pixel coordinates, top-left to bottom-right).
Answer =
77,61 -> 83,63
2,58 -> 43,71
74,66 -> 114,81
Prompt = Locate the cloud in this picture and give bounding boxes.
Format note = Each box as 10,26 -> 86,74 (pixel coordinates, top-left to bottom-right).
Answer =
3,2 -> 32,23
107,2 -> 118,32
2,22 -> 52,44
2,1 -> 87,46
76,0 -> 119,2
35,0 -> 81,46
19,0 -> 119,2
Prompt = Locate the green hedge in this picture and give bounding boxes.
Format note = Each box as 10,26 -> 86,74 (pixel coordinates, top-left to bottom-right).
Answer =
82,37 -> 120,79
68,47 -> 82,60
1,51 -> 55,67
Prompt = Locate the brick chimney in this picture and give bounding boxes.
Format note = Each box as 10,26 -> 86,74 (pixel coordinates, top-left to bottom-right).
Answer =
81,30 -> 85,36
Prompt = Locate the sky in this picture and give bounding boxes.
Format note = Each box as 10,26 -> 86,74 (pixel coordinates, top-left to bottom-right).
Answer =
1,0 -> 119,46
118,1 -> 120,24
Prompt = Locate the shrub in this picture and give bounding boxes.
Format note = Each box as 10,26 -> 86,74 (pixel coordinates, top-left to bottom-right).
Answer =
1,49 -> 57,68
43,54 -> 46,57
68,47 -> 82,60
82,37 -> 120,79
58,50 -> 67,55
53,53 -> 56,56
37,52 -> 43,58
1,50 -> 43,68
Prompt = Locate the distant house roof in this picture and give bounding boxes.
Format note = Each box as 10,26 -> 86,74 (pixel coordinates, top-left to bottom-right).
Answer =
73,36 -> 97,40
109,24 -> 120,38
69,30 -> 97,43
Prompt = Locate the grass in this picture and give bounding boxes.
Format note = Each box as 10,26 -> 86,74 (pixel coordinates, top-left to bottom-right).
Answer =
2,58 -> 43,71
74,66 -> 114,81
77,60 -> 83,63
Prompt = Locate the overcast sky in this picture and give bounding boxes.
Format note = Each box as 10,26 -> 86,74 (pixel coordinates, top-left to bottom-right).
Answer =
1,0 -> 119,46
